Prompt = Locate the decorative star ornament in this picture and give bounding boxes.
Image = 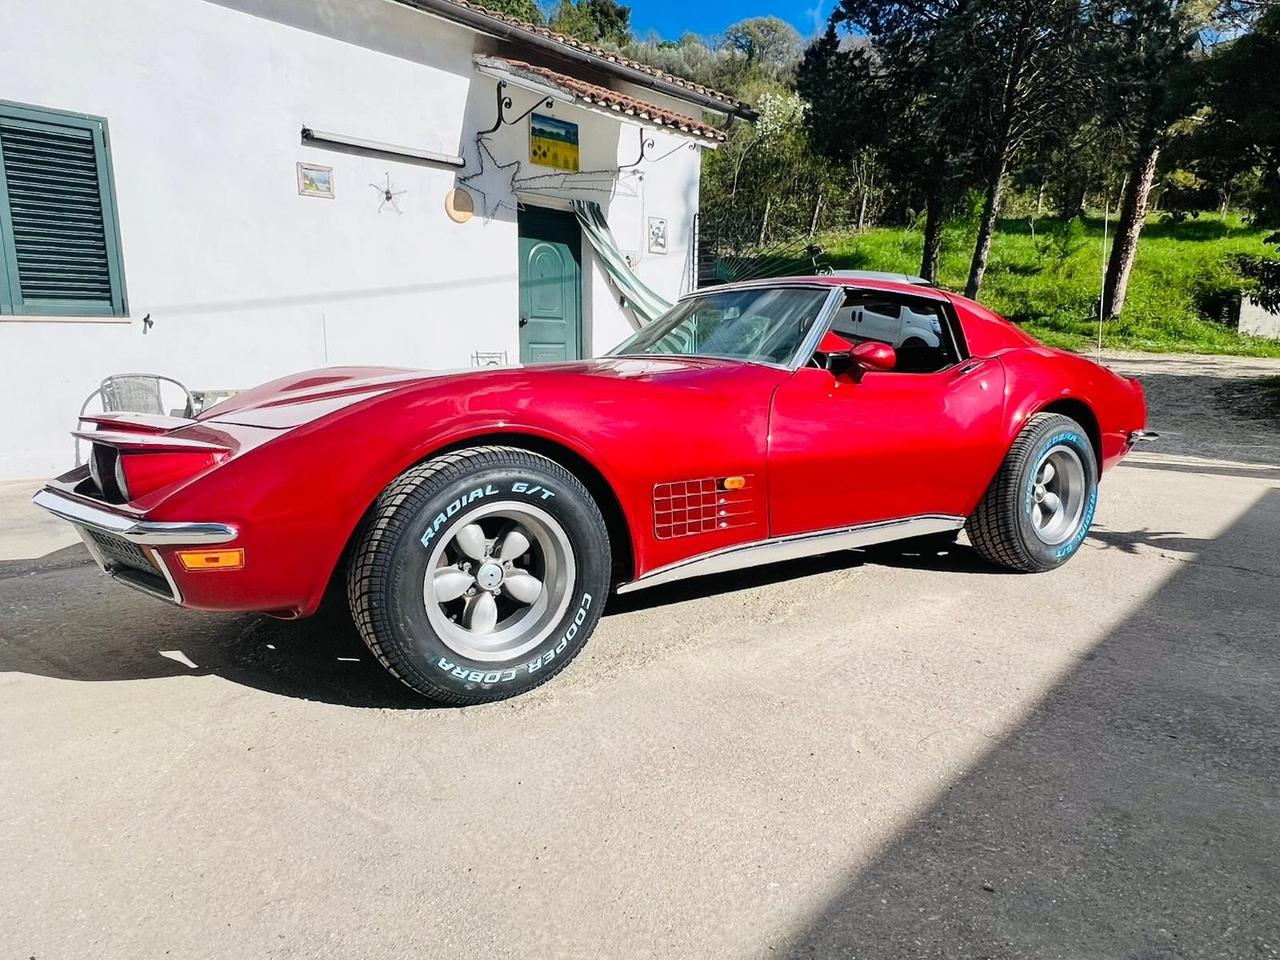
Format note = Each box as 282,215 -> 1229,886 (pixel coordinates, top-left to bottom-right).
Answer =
369,172 -> 406,214
458,137 -> 522,221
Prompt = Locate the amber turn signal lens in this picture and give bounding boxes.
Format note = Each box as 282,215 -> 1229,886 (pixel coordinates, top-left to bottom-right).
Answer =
175,548 -> 245,571
721,476 -> 747,491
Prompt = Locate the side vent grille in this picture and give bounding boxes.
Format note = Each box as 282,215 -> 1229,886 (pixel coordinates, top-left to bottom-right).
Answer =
653,475 -> 759,540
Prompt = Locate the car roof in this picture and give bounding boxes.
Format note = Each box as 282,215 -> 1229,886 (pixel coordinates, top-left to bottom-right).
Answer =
829,269 -> 934,286
688,275 -> 952,303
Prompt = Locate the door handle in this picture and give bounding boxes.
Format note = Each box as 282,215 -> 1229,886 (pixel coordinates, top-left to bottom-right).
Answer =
518,316 -> 529,328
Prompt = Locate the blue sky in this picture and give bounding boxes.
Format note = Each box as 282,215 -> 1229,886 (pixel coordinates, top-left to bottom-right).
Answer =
627,0 -> 835,41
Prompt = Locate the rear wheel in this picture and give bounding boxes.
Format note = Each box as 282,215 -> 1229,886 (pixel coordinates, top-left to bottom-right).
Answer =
966,413 -> 1098,572
348,446 -> 610,704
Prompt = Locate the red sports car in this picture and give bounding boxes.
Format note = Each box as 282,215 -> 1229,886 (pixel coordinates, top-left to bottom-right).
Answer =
36,277 -> 1150,704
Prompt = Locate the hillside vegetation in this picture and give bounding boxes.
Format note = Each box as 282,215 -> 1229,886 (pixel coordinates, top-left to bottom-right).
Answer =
823,213 -> 1280,358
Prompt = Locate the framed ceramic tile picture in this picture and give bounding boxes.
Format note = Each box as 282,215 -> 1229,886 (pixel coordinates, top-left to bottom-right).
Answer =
647,216 -> 668,254
297,162 -> 334,198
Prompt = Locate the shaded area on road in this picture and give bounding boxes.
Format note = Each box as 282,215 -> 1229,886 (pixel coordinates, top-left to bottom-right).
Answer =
1104,358 -> 1280,466
782,488 -> 1280,960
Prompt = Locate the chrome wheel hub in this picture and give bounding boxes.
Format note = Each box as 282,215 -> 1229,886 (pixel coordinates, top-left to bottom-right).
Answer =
476,561 -> 504,591
423,500 -> 575,662
1029,444 -> 1087,546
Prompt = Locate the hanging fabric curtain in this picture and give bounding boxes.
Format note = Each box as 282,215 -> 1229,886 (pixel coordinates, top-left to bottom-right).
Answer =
572,200 -> 672,326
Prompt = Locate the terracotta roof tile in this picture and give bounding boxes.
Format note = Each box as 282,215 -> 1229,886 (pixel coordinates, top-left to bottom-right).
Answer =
481,56 -> 728,142
428,0 -> 751,115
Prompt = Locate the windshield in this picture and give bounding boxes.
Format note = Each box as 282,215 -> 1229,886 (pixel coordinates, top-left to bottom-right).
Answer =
609,286 -> 831,366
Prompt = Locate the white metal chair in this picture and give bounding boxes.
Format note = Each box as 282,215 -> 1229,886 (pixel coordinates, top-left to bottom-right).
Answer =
75,373 -> 195,466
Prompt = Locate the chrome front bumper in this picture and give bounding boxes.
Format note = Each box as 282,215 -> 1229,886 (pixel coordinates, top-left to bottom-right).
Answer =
32,488 -> 237,604
1128,430 -> 1160,444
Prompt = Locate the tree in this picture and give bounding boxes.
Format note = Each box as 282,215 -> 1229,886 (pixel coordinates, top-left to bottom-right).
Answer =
800,1 -> 981,282
479,0 -> 542,24
959,0 -> 1094,299
723,17 -> 803,80
1182,5 -> 1280,225
548,0 -> 632,45
1096,0 -> 1201,318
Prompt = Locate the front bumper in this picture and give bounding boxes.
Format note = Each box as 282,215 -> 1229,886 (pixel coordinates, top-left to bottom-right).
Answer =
32,488 -> 237,604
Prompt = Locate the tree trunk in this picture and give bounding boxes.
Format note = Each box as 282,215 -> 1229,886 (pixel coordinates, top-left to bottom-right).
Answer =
809,191 -> 823,238
759,198 -> 771,246
920,188 -> 945,284
856,170 -> 872,232
1102,142 -> 1161,319
1059,180 -> 1087,221
965,157 -> 1009,299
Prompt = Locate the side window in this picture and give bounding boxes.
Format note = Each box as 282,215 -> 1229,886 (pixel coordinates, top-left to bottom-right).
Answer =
832,291 -> 959,373
0,100 -> 127,317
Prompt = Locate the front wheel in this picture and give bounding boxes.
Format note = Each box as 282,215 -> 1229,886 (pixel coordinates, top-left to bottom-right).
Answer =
348,446 -> 610,704
966,413 -> 1098,572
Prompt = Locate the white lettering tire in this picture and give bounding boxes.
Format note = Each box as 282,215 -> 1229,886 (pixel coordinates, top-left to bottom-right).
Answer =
347,446 -> 611,704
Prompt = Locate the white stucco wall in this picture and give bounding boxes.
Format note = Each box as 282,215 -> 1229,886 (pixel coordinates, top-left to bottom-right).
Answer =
0,0 -> 706,479
1239,297 -> 1280,340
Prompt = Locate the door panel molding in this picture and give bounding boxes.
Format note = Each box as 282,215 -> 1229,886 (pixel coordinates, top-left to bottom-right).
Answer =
617,513 -> 965,594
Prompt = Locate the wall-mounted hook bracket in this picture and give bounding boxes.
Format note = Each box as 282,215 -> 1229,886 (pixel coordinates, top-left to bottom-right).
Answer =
477,80 -> 555,136
619,129 -> 657,170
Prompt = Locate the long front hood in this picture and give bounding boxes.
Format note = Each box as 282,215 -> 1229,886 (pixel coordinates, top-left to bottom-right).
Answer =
200,366 -> 449,429
200,358 -> 742,430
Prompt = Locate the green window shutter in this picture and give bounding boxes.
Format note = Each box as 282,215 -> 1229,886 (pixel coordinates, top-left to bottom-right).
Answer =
0,102 -> 127,317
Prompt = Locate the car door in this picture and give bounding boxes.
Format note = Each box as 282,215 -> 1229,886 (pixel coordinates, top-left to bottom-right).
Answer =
766,294 -> 1008,537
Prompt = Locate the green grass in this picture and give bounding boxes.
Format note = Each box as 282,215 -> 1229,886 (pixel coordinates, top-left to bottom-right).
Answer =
819,212 -> 1280,357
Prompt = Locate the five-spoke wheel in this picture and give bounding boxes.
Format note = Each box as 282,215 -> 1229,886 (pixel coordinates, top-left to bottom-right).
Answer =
424,502 -> 576,662
1028,444 -> 1087,546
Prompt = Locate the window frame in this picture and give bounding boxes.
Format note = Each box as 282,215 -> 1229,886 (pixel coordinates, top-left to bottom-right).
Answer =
814,287 -> 969,375
0,99 -> 128,318
610,283 -> 840,370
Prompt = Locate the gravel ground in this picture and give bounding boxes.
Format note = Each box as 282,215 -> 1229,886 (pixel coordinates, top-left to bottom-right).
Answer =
1,352 -> 1278,960
1102,350 -> 1280,463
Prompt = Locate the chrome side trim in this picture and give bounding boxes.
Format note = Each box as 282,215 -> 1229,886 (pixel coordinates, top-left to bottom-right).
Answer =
33,489 -> 237,545
616,514 -> 966,594
146,547 -> 185,604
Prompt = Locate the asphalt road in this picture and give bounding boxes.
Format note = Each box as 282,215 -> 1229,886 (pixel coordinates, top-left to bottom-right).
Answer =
3,355 -> 1279,959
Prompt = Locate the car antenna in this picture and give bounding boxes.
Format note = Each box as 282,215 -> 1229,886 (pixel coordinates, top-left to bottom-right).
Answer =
1098,185 -> 1109,364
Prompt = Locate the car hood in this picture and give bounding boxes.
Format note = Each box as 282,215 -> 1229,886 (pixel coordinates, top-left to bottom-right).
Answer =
200,357 -> 742,429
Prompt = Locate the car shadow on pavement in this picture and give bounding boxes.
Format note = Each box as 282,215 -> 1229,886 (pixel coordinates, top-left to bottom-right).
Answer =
778,488 -> 1280,959
0,522 -> 1220,710
605,538 -> 1002,615
0,562 -> 435,709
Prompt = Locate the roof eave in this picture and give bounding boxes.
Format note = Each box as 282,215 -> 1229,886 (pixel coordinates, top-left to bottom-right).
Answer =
387,0 -> 758,122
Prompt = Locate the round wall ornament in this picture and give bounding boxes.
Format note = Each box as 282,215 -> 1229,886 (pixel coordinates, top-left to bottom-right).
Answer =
445,187 -> 475,224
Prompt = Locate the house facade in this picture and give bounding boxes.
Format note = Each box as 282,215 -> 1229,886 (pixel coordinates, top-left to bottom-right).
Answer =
0,0 -> 750,480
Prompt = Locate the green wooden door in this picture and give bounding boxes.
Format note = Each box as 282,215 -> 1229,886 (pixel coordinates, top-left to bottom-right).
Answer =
518,206 -> 582,363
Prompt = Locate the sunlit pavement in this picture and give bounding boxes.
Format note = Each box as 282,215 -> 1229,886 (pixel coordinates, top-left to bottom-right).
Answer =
2,359 -> 1278,959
